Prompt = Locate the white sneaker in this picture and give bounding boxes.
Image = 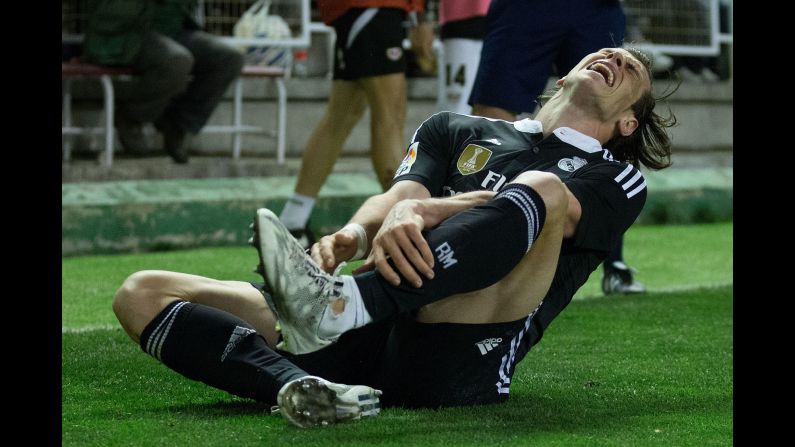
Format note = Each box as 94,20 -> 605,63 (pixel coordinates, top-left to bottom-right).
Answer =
251,208 -> 347,354
273,376 -> 382,428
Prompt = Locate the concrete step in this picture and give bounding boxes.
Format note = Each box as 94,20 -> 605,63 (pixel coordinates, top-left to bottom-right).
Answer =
62,157 -> 733,256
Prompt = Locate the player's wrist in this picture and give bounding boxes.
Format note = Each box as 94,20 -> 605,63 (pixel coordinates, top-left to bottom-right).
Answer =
342,223 -> 368,261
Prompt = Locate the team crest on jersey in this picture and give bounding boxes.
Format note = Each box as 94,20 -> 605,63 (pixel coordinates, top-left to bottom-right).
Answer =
457,144 -> 492,175
557,156 -> 588,172
386,47 -> 403,61
394,142 -> 419,177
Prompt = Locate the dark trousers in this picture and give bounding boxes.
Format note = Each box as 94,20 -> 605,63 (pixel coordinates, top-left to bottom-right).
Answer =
117,30 -> 244,134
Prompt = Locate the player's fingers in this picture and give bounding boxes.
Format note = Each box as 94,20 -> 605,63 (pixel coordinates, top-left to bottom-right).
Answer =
394,230 -> 433,281
373,244 -> 402,286
316,236 -> 337,270
383,237 -> 422,287
405,229 -> 435,278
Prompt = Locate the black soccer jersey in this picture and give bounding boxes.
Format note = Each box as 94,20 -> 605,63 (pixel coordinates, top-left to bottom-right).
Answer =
392,112 -> 648,357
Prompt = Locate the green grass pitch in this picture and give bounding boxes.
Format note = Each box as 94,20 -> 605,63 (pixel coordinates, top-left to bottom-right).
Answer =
62,222 -> 732,445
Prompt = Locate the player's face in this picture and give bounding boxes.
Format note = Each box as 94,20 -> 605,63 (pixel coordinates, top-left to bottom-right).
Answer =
562,48 -> 651,120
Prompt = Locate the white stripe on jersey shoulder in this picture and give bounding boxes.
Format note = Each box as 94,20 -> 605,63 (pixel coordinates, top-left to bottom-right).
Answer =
613,165 -> 646,199
512,118 -> 543,134
454,112 -> 531,128
553,127 -> 602,153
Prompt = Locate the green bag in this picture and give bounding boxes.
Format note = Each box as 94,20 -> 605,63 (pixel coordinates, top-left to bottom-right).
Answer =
82,0 -> 154,65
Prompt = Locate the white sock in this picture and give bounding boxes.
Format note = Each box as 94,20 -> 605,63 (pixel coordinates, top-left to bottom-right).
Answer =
317,276 -> 372,340
279,193 -> 316,230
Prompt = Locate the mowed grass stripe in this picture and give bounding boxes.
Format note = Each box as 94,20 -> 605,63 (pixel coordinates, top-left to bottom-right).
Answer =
62,223 -> 732,328
61,282 -> 733,333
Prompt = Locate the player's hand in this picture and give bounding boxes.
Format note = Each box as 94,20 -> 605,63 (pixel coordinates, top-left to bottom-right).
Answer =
359,200 -> 435,287
311,229 -> 359,273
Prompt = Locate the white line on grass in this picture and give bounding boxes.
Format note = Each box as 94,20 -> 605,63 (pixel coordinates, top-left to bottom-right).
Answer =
574,281 -> 733,301
62,324 -> 119,334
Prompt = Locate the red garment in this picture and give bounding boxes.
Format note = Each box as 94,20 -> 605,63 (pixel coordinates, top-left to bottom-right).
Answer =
439,0 -> 490,25
317,0 -> 424,25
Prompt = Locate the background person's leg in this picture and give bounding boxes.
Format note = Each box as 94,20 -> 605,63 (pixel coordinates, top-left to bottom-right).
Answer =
114,31 -> 193,154
118,31 -> 193,124
469,0 -> 566,117
280,80 -> 368,243
291,81 -> 368,199
162,30 -> 244,135
360,72 -> 407,189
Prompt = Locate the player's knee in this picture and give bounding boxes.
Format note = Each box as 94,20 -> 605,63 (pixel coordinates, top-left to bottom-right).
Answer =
112,270 -> 163,319
510,171 -> 568,219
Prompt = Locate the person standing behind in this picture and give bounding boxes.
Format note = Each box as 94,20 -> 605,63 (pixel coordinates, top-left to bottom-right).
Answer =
436,0 -> 491,115
467,0 -> 644,294
278,0 -> 433,247
82,0 -> 244,163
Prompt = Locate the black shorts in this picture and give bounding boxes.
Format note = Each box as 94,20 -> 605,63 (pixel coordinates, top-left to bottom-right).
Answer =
253,284 -> 540,408
331,8 -> 408,80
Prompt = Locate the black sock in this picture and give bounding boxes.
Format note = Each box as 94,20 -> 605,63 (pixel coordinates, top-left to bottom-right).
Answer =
605,236 -> 624,266
355,183 -> 547,320
140,300 -> 308,404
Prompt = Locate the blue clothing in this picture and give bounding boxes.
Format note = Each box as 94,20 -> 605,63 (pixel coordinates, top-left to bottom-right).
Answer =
469,0 -> 626,114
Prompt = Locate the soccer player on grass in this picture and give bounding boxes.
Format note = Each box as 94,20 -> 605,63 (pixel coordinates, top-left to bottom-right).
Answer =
112,47 -> 675,428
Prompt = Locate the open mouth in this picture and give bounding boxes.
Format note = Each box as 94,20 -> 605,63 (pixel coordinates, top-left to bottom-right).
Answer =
587,62 -> 615,87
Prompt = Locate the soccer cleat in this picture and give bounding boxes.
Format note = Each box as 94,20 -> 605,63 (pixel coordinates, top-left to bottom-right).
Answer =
602,261 -> 647,295
251,208 -> 347,354
274,375 -> 382,428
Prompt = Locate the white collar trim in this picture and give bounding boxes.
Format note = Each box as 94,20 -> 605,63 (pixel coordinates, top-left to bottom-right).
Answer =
512,118 -> 543,134
552,127 -> 603,153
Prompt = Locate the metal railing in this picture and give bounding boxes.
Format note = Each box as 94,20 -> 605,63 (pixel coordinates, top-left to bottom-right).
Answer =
62,0 -> 311,48
622,0 -> 732,56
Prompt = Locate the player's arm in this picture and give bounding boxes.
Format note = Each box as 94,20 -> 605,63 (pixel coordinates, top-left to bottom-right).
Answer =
362,190 -> 496,287
311,180 -> 431,272
314,111 -> 456,277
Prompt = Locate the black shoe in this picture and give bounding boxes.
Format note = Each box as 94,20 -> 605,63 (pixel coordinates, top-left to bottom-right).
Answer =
155,116 -> 189,164
602,261 -> 646,295
289,224 -> 316,251
115,113 -> 149,156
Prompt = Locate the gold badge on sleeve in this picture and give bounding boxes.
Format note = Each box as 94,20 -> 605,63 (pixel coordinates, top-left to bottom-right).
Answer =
457,144 -> 493,175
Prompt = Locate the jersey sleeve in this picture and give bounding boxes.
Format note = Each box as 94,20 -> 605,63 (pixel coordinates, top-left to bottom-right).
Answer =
391,112 -> 453,196
564,162 -> 647,253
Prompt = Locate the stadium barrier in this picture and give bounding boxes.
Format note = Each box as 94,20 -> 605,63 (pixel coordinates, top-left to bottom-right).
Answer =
62,60 -> 288,168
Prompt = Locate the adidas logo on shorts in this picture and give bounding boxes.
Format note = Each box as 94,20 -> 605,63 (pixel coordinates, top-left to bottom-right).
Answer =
475,337 -> 502,355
